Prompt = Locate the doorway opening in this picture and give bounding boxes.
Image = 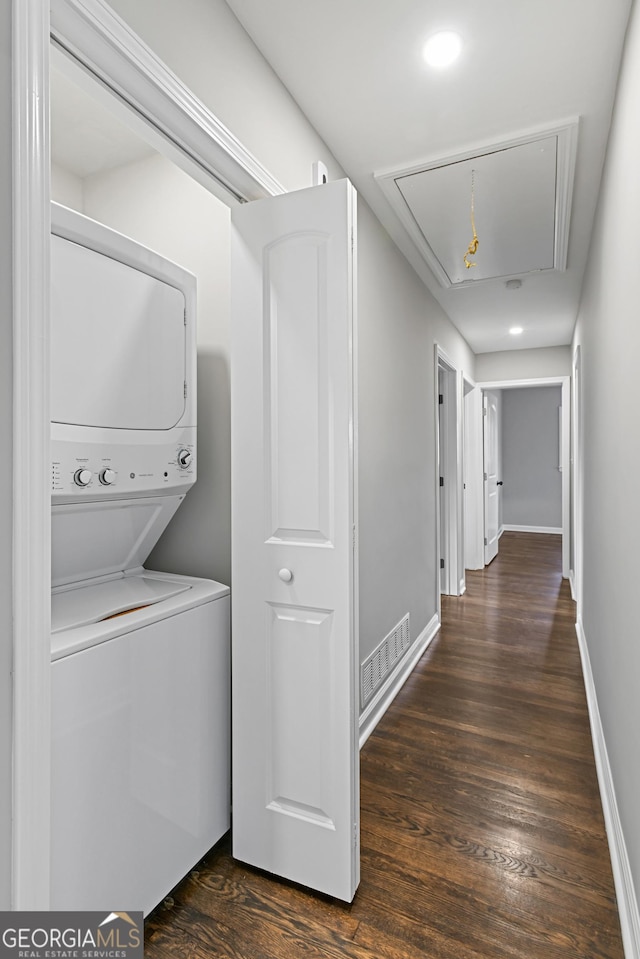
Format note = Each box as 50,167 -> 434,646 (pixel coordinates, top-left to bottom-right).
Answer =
15,6 -> 362,906
475,377 -> 571,577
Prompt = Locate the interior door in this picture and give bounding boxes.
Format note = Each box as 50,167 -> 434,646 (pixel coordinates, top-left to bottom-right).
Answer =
230,179 -> 359,902
483,391 -> 500,564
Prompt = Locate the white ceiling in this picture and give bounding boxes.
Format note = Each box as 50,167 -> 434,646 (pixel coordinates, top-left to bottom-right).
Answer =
224,0 -> 632,353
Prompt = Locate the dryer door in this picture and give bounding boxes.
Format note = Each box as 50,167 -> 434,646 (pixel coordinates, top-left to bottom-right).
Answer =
51,234 -> 186,431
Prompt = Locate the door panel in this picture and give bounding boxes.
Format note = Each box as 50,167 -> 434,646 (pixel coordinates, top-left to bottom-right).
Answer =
265,234 -> 333,543
231,179 -> 359,902
266,603 -> 335,825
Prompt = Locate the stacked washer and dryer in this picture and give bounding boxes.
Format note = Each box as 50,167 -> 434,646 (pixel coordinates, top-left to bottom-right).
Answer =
49,202 -> 230,915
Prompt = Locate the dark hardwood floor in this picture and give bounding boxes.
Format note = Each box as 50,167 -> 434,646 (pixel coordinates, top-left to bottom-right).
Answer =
144,532 -> 623,958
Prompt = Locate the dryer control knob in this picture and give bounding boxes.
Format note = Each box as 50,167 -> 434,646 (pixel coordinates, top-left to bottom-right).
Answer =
177,449 -> 192,469
74,468 -> 92,487
99,468 -> 117,486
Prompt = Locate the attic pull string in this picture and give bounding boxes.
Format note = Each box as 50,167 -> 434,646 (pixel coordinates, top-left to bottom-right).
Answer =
464,169 -> 479,269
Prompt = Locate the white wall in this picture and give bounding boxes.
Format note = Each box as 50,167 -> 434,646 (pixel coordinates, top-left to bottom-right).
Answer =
476,346 -> 571,382
81,153 -> 233,586
464,386 -> 484,570
501,387 -> 562,529
105,0 -> 343,193
51,162 -> 82,210
572,0 -> 640,929
0,1 -> 13,911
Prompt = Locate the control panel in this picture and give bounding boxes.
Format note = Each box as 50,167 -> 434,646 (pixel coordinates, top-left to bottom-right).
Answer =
51,430 -> 196,502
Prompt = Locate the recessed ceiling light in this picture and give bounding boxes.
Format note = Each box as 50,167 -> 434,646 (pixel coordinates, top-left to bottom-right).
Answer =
422,32 -> 462,69
509,327 -> 524,336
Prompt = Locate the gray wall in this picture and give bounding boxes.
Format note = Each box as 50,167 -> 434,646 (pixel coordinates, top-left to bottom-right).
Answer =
0,2 -> 12,909
476,346 -> 571,382
357,201 -> 474,661
502,387 -> 562,529
573,0 -> 640,919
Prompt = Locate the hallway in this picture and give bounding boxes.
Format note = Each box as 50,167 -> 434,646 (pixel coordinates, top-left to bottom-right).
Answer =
144,533 -> 623,958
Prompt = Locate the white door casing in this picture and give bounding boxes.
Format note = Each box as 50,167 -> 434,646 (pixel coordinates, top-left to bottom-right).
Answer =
435,346 -> 463,598
230,179 -> 360,902
12,0 -> 52,908
438,367 -> 447,593
571,348 -> 582,610
483,391 -> 500,564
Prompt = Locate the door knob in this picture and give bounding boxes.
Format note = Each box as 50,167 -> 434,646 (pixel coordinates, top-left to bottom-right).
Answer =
497,481 -> 504,486
278,568 -> 293,583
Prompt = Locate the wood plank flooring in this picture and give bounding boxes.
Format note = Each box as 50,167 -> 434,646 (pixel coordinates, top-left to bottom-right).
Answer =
144,532 -> 623,958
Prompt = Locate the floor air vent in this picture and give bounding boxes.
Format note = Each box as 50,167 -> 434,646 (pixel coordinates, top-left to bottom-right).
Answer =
361,613 -> 410,707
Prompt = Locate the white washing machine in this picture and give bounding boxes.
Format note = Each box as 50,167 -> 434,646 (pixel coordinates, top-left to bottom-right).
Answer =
49,204 -> 230,915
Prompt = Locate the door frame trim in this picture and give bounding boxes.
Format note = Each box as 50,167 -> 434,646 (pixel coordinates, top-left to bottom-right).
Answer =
11,0 -> 52,909
13,0 -> 284,906
477,376 -> 571,578
50,0 -> 285,205
571,347 -> 582,614
434,345 -> 463,605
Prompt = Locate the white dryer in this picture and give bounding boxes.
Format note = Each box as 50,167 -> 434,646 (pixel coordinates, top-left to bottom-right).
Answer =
49,204 -> 229,915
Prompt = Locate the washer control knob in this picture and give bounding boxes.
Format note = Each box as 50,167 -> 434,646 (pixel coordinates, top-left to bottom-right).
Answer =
74,468 -> 92,487
99,468 -> 117,486
177,449 -> 192,469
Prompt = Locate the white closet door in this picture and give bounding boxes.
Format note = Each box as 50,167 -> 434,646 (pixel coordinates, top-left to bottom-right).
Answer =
230,179 -> 359,902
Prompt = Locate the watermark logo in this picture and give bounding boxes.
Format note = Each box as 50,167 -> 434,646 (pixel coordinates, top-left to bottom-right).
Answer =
0,911 -> 143,959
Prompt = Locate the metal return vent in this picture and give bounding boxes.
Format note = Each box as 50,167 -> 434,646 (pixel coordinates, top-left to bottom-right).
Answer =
361,613 -> 411,707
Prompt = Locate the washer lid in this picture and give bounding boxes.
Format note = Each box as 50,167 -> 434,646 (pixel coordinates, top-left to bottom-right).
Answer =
51,575 -> 191,634
51,495 -> 185,587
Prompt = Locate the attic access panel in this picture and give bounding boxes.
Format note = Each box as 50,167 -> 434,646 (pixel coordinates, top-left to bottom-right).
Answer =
376,122 -> 578,289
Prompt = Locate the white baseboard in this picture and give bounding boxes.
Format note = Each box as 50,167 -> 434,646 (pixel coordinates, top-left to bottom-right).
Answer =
576,617 -> 640,959
502,524 -> 563,534
569,569 -> 576,601
359,614 -> 440,749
